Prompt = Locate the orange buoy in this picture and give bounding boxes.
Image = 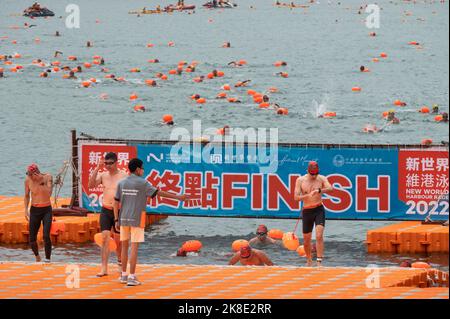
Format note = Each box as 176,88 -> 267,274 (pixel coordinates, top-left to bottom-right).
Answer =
130,93 -> 138,101
238,59 -> 247,65
196,98 -> 206,104
222,84 -> 231,91
13,53 -> 22,59
217,71 -> 225,77
51,61 -> 61,66
409,41 -> 419,46
168,41 -> 175,47
282,232 -> 299,251
11,40 -> 17,44
90,78 -> 97,83
323,111 -> 337,118
169,69 -> 177,75
254,96 -> 263,104
228,97 -> 239,103
160,74 -> 168,80
94,233 -> 117,251
394,100 -> 407,106
182,240 -> 202,252
247,89 -> 256,96
133,105 -> 145,112
92,59 -> 101,65
274,61 -> 286,67
277,108 -> 289,115
145,79 -> 156,86
372,58 -> 380,62
259,102 -> 270,108
419,106 -> 430,113
421,139 -> 433,146
217,92 -> 227,99
352,87 -> 362,92
15,65 -> 23,70
81,81 -> 91,88
268,229 -> 284,240
68,56 -> 77,61
411,262 -> 431,269
380,52 -> 388,58
84,62 -> 92,68
147,43 -> 154,48
279,72 -> 289,78
382,111 -> 389,118
93,55 -> 102,60
434,115 -> 443,122
296,245 -> 306,257
207,73 -> 214,79
162,114 -> 174,123
268,87 -> 278,93
130,68 -> 141,73
232,239 -> 249,252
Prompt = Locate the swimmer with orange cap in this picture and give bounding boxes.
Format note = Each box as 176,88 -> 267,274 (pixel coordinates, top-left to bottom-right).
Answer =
228,245 -> 274,266
248,225 -> 281,247
234,80 -> 251,87
294,161 -> 333,266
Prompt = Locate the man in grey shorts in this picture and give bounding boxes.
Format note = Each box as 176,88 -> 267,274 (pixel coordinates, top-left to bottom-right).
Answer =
113,158 -> 190,286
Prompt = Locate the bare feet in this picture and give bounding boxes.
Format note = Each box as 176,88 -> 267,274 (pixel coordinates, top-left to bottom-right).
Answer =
306,259 -> 313,267
96,273 -> 108,277
35,255 -> 41,262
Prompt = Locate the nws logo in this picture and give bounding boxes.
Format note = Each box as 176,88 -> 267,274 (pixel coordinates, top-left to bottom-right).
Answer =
333,155 -> 345,167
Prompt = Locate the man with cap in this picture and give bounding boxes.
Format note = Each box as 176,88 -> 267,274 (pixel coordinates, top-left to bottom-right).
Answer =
24,163 -> 53,262
248,224 -> 280,247
294,161 -> 333,266
228,245 -> 274,266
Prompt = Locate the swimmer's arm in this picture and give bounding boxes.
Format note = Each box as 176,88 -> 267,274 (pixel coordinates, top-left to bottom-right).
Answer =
228,253 -> 240,265
319,176 -> 334,194
24,179 -> 30,216
88,169 -> 103,188
259,251 -> 274,266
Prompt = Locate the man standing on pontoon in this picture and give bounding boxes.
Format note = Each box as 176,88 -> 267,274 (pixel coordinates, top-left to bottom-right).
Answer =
294,161 -> 333,266
89,152 -> 128,277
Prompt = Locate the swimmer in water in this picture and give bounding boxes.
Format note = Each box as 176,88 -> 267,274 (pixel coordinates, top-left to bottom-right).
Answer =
0,70 -> 4,78
87,41 -> 92,47
360,65 -> 369,72
228,245 -> 274,266
54,51 -> 63,58
234,80 -> 251,87
432,104 -> 439,114
68,71 -> 77,79
248,225 -> 280,247
441,112 -> 449,123
387,111 -> 400,124
55,31 -> 60,37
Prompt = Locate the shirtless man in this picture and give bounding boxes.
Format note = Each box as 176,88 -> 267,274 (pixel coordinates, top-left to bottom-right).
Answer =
229,245 -> 273,266
248,225 -> 280,247
294,161 -> 333,266
24,164 -> 53,262
89,152 -> 128,277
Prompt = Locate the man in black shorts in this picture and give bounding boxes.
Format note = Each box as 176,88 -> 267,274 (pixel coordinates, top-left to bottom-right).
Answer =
89,152 -> 128,277
294,161 -> 333,266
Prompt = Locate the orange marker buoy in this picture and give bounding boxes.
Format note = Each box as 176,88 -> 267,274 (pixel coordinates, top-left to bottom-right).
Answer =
84,62 -> 92,68
380,52 -> 388,58
217,71 -> 225,77
247,89 -> 256,96
279,72 -> 289,78
147,43 -> 154,48
222,84 -> 231,91
282,232 -> 299,251
196,98 -> 206,104
254,96 -> 263,104
238,59 -> 247,65
352,87 -> 362,92
94,233 -> 117,251
168,41 -> 175,47
68,56 -> 77,61
207,73 -> 214,79
217,92 -> 227,99
53,66 -> 60,72
133,105 -> 145,112
160,74 -> 168,80
232,239 -> 249,252
421,139 -> 433,146
409,41 -> 419,46
394,100 -> 407,106
168,69 -> 177,75
228,97 -> 239,103
419,106 -> 430,113
277,108 -> 289,115
90,78 -> 97,83
268,229 -> 284,240
93,55 -> 102,60
81,81 -> 91,88
268,87 -> 278,93
434,115 -> 443,122
259,102 -> 270,108
182,240 -> 202,252
162,114 -> 174,124
93,59 -> 101,65
323,111 -> 337,118
51,61 -> 61,66
15,65 -> 23,70
296,245 -> 306,257
382,111 -> 389,118
130,68 -> 141,73
130,93 -> 138,101
411,262 -> 431,269
372,58 -> 380,62
145,79 -> 156,86
13,53 -> 22,59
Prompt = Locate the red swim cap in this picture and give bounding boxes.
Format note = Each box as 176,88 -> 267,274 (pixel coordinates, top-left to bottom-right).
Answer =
27,163 -> 40,175
240,245 -> 252,258
307,161 -> 319,175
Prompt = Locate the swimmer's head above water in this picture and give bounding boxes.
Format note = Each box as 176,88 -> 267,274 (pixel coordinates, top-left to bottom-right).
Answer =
240,245 -> 252,259
307,161 -> 319,178
256,225 -> 268,241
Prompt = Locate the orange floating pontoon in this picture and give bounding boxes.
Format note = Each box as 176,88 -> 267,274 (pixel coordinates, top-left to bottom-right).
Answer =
367,221 -> 449,254
0,196 -> 166,244
0,262 -> 446,299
